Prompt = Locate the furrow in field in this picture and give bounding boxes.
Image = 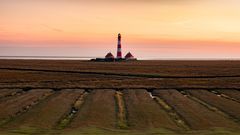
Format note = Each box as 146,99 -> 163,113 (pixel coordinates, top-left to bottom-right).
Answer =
216,89 -> 240,102
115,90 -> 128,129
0,89 -> 52,125
69,90 -> 116,129
5,89 -> 83,129
123,89 -> 179,130
153,89 -> 239,130
0,89 -> 22,99
186,90 -> 240,121
150,91 -> 190,130
57,90 -> 88,129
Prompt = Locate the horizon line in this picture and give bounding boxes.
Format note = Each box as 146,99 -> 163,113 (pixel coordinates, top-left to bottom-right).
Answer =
0,56 -> 240,61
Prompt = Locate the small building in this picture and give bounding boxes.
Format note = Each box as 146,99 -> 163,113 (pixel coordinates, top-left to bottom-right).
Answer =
125,52 -> 137,60
92,52 -> 115,62
105,52 -> 114,59
104,52 -> 115,61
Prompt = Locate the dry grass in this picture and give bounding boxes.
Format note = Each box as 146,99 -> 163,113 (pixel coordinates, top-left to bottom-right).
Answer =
123,89 -> 179,130
0,60 -> 240,134
57,90 -> 87,129
186,90 -> 240,120
217,89 -> 240,101
69,90 -> 116,129
0,60 -> 240,89
4,89 -> 83,129
153,90 -> 239,130
0,89 -> 22,98
0,70 -> 240,89
1,60 -> 240,77
0,89 -> 52,124
115,91 -> 128,129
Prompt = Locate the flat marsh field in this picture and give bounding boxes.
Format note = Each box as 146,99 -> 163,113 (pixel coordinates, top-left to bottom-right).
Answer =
0,60 -> 240,135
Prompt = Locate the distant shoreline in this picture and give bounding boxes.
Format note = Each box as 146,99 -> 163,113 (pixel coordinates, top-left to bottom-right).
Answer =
0,56 -> 239,61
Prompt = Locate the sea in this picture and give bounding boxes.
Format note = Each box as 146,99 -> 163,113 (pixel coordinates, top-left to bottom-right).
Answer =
0,56 -> 239,61
0,56 -> 92,60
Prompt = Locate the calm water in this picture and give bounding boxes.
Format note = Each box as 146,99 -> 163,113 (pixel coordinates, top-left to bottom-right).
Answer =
0,56 -> 239,61
0,56 -> 92,60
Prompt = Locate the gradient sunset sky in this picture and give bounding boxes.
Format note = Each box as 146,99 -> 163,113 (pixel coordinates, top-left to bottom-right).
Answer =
1,0 -> 240,59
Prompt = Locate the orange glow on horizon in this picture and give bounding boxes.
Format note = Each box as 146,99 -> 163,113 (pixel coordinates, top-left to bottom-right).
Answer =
1,0 -> 240,58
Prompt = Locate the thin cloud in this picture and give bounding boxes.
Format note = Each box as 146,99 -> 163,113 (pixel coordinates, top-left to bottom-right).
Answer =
41,24 -> 63,32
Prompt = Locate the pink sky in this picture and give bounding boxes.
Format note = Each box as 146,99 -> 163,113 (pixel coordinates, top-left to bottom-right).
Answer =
1,0 -> 240,59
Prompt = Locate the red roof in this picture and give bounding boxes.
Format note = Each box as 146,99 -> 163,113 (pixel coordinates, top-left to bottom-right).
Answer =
105,52 -> 114,59
125,52 -> 134,59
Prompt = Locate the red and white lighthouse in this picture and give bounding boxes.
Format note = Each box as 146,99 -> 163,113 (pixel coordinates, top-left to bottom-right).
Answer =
117,33 -> 122,59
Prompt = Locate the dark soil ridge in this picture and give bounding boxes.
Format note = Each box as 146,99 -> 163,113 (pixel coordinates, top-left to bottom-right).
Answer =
1,67 -> 240,79
1,87 -> 240,91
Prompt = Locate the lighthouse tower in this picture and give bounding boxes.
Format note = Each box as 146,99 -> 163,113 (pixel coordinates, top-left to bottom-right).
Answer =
117,33 -> 122,59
